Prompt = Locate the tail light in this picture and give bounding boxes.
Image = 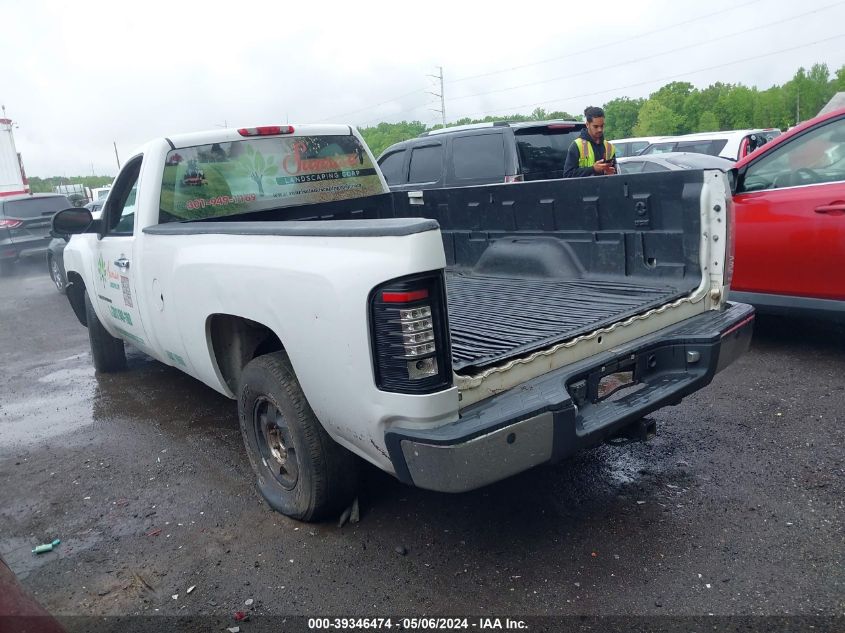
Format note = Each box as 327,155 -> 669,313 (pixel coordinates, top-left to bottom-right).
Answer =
237,125 -> 295,137
369,271 -> 452,394
0,219 -> 23,229
504,174 -> 524,183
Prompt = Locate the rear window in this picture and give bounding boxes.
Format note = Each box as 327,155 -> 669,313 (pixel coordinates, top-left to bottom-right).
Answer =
158,135 -> 384,223
408,145 -> 443,183
378,149 -> 407,185
676,139 -> 728,156
641,142 -> 676,155
453,134 -> 506,180
515,128 -> 581,175
3,196 -> 71,219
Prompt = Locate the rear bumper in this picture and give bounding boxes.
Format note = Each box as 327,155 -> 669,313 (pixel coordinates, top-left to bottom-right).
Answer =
386,302 -> 754,493
0,236 -> 51,260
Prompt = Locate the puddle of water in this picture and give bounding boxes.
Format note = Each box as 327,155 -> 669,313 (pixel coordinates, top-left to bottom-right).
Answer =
0,533 -> 101,579
0,360 -> 97,450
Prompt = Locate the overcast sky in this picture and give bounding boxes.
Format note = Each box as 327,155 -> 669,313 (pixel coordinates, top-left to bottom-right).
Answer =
2,0 -> 844,177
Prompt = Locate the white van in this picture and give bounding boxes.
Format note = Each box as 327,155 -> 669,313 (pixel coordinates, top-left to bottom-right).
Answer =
639,129 -> 781,161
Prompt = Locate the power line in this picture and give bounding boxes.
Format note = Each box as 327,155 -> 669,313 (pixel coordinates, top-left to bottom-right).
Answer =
446,2 -> 844,104
318,87 -> 425,123
447,0 -> 767,84
450,34 -> 845,121
322,0 -> 770,123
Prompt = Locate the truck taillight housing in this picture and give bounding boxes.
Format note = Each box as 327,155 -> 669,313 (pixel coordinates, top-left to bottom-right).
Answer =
369,272 -> 452,394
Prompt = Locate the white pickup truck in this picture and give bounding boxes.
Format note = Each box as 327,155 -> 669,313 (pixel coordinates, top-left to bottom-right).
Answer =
54,123 -> 754,521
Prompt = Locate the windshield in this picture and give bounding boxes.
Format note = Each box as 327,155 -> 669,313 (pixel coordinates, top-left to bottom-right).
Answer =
159,135 -> 384,223
741,120 -> 845,192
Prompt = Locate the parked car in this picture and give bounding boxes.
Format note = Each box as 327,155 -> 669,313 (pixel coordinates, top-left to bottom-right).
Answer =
0,193 -> 72,276
617,152 -> 735,174
609,136 -> 665,158
729,107 -> 845,320
47,199 -> 105,293
640,129 -> 781,162
377,120 -> 587,190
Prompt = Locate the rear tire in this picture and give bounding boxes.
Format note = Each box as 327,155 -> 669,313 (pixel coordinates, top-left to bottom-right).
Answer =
0,259 -> 13,277
48,254 -> 66,294
238,351 -> 358,521
84,292 -> 126,372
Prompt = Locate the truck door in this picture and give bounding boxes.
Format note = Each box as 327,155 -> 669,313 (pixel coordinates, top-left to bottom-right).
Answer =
91,156 -> 150,350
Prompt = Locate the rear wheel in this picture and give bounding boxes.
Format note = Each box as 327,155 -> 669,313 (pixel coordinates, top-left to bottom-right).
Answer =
238,351 -> 358,521
84,292 -> 126,372
0,259 -> 13,277
48,254 -> 66,294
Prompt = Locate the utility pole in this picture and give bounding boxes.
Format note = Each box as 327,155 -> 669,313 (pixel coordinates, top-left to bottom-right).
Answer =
113,141 -> 121,170
426,66 -> 446,129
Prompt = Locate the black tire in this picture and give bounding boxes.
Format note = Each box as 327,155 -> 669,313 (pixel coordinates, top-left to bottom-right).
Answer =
238,351 -> 358,521
0,259 -> 13,277
84,292 -> 126,372
48,254 -> 66,295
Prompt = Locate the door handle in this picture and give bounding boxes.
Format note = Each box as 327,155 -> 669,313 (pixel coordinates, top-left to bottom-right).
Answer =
114,257 -> 130,269
814,202 -> 845,215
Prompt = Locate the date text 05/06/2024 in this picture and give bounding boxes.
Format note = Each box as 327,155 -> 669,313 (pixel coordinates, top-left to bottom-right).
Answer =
307,618 -> 529,630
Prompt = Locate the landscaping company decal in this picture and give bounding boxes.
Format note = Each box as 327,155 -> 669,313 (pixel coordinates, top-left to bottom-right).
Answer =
114,326 -> 144,347
97,254 -> 107,286
161,135 -> 384,221
108,265 -> 120,290
275,140 -> 378,186
109,306 -> 133,326
166,350 -> 187,367
120,275 -> 133,308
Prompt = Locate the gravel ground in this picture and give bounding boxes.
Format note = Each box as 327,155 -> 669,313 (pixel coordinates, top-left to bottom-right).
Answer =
1,257 -> 843,629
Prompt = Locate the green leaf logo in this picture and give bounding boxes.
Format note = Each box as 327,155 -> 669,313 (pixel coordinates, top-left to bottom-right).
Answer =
97,254 -> 107,285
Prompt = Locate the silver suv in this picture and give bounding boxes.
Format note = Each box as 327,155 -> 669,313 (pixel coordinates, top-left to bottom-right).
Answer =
0,193 -> 72,276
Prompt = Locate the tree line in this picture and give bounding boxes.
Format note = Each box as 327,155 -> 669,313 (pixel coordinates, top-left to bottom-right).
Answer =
28,175 -> 113,194
359,63 -> 845,156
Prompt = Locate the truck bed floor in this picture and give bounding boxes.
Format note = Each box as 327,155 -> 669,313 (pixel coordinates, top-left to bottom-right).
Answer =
446,272 -> 686,372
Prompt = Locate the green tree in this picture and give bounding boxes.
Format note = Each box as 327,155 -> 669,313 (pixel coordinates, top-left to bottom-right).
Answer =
698,111 -> 720,132
633,100 -> 683,136
602,97 -> 644,139
650,81 -> 696,130
834,64 -> 845,91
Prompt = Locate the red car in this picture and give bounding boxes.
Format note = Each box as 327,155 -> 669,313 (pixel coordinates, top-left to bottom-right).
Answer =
729,106 -> 845,320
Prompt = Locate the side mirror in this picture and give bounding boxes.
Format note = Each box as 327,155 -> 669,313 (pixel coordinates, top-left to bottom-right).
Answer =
52,207 -> 98,235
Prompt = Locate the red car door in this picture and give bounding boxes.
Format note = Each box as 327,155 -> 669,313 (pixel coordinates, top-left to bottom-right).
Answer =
732,114 -> 845,301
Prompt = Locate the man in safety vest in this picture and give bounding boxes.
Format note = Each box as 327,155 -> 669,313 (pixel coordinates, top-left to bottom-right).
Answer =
563,106 -> 616,178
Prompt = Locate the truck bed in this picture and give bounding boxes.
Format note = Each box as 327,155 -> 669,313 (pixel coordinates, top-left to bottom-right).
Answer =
185,169 -> 711,377
445,272 -> 684,371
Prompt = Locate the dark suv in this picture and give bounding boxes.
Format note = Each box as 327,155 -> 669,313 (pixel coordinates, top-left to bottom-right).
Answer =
0,193 -> 72,275
377,120 -> 586,190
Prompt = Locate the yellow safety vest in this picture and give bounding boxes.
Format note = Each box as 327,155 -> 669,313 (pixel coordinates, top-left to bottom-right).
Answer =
574,138 -> 616,168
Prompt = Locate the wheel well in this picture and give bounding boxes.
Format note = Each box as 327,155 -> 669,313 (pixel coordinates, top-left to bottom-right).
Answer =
208,314 -> 284,394
66,272 -> 87,327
